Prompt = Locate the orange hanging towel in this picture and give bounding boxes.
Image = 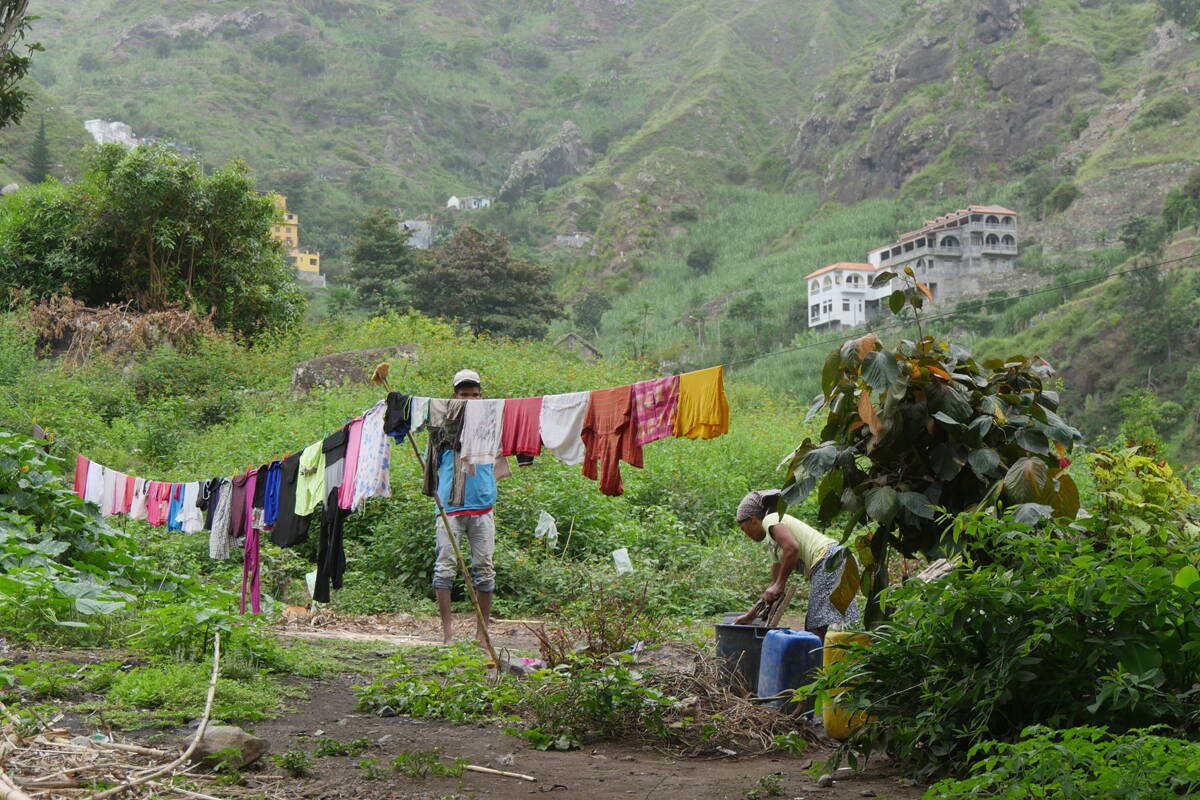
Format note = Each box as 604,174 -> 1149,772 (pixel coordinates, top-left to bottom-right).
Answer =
581,384 -> 643,496
673,365 -> 730,439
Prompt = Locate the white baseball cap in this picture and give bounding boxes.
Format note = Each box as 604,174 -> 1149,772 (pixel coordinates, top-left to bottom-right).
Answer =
453,369 -> 481,388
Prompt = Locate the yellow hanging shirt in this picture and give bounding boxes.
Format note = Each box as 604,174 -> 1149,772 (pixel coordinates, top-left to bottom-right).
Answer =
673,365 -> 730,439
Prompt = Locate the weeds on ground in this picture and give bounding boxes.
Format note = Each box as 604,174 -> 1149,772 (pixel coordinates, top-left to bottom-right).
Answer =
354,643 -> 518,723
741,771 -> 784,800
391,749 -> 466,778
770,731 -> 809,757
307,736 -> 373,757
358,757 -> 386,780
74,662 -> 300,728
272,749 -> 313,777
527,578 -> 662,667
6,660 -> 123,699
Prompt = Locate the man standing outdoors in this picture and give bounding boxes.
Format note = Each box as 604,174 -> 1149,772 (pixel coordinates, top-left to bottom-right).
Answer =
433,369 -> 496,645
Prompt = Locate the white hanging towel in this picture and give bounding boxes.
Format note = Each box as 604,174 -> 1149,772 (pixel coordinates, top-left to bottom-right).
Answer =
539,391 -> 590,466
130,477 -> 149,521
409,396 -> 430,434
100,468 -> 121,517
84,460 -> 104,505
460,399 -> 505,466
181,481 -> 205,533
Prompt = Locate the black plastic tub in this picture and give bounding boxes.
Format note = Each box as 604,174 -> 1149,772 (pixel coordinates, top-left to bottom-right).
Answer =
714,623 -> 778,695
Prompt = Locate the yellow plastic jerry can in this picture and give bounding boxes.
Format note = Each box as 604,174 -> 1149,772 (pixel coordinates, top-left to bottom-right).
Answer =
822,631 -> 872,740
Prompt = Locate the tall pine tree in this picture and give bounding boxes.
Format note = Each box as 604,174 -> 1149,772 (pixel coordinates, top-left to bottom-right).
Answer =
25,116 -> 49,182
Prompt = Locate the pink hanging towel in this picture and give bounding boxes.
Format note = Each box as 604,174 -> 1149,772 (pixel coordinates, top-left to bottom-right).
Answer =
240,470 -> 260,614
500,396 -> 543,458
337,417 -> 364,511
631,375 -> 680,446
73,456 -> 90,498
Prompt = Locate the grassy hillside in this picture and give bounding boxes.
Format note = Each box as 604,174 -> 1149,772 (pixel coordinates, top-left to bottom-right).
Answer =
25,0 -> 901,271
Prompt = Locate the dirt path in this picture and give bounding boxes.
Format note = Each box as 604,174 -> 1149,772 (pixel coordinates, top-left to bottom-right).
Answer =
242,662 -> 925,800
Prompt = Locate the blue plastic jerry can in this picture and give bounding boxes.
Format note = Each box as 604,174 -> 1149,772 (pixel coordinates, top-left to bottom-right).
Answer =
756,628 -> 823,706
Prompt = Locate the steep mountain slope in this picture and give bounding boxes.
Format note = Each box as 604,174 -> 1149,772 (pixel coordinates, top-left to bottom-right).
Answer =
26,0 -> 900,268
784,0 -> 1199,250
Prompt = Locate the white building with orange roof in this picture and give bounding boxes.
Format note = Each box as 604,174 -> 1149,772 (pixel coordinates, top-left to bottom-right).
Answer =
805,262 -> 889,331
806,204 -> 1020,331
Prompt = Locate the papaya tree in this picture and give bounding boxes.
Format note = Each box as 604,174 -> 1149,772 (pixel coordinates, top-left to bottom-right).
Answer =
781,269 -> 1083,625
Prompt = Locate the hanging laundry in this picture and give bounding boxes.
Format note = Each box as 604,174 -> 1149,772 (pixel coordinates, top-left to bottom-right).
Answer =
101,468 -> 122,517
500,396 -> 543,459
410,396 -> 430,434
144,482 -> 165,526
461,399 -> 504,466
228,471 -> 252,538
539,391 -> 590,466
130,478 -> 149,521
167,483 -> 185,531
261,460 -> 284,527
352,401 -> 392,511
581,385 -> 643,497
632,375 -> 680,446
383,392 -> 412,441
209,477 -> 234,559
199,478 -> 220,530
84,460 -> 104,506
271,452 -> 311,548
252,462 -> 270,510
337,416 -> 364,511
295,440 -> 326,517
674,365 -> 730,439
74,456 -> 89,498
241,524 -> 262,614
422,398 -> 468,506
122,474 -> 135,515
314,487 -> 350,604
323,428 -> 348,497
181,482 -> 205,534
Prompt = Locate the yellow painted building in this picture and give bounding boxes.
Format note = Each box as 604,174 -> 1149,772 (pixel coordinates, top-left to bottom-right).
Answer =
266,193 -> 324,287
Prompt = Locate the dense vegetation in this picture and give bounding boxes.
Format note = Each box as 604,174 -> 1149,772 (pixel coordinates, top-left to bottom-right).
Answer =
0,144 -> 305,336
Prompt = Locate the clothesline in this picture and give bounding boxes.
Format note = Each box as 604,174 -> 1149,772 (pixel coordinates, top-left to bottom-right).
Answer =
69,365 -> 730,611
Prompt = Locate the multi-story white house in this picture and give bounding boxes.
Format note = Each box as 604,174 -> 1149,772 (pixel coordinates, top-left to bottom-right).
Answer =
806,205 -> 1019,331
805,262 -> 889,331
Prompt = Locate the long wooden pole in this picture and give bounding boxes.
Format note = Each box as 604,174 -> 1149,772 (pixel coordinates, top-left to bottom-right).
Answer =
405,431 -> 499,667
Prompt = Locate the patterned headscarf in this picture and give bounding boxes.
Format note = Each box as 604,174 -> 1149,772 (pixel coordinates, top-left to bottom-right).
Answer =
735,490 -> 781,523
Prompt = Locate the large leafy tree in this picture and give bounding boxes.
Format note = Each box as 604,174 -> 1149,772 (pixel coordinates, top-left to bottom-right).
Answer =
0,0 -> 36,130
0,144 -> 305,337
345,207 -> 427,315
410,226 -> 562,339
782,270 -> 1083,624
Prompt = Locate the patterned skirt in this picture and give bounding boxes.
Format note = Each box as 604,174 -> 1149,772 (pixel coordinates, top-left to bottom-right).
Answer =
806,546 -> 862,629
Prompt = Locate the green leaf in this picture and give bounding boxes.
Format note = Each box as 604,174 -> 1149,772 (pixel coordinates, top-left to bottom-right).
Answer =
967,448 -> 1001,479
1012,503 -> 1052,526
865,486 -> 899,526
931,411 -> 962,427
871,270 -> 896,288
1015,427 -> 1050,454
888,289 -> 905,314
898,491 -> 935,520
75,597 -> 126,616
1003,457 -> 1049,503
821,349 -> 843,395
861,350 -> 901,393
1174,565 -> 1200,589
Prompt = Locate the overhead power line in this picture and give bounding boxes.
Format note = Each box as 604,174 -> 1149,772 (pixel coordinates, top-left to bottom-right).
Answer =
722,251 -> 1200,370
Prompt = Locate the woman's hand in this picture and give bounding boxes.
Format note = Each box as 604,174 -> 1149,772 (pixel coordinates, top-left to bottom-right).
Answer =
761,583 -> 785,605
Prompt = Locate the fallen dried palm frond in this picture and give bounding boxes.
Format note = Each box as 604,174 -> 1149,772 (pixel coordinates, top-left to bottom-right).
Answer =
0,634 -> 231,799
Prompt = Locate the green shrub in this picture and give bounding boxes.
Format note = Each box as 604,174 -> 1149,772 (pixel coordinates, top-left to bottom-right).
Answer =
354,643 -> 519,723
1042,181 -> 1081,215
926,726 -> 1200,799
812,513 -> 1200,779
1132,94 -> 1191,129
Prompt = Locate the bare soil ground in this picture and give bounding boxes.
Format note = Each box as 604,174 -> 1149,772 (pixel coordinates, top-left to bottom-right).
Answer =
6,615 -> 928,800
